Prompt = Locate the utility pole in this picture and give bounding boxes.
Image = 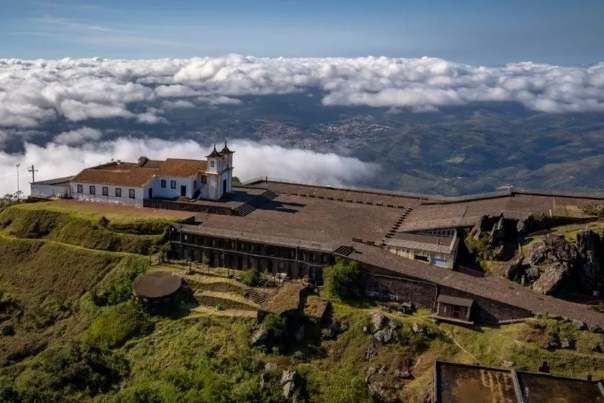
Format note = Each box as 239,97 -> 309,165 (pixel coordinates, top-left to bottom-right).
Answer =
27,165 -> 38,184
15,163 -> 20,198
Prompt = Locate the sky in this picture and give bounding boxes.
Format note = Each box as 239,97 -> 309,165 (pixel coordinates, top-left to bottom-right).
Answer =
1,0 -> 603,65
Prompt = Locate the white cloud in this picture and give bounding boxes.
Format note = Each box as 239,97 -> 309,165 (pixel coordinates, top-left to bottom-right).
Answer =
0,138 -> 375,196
0,56 -> 603,133
54,127 -> 103,145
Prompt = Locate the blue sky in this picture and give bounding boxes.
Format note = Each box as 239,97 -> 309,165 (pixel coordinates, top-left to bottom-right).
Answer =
0,0 -> 603,65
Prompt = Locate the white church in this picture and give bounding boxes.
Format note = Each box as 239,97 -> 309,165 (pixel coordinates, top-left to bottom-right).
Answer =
30,143 -> 235,207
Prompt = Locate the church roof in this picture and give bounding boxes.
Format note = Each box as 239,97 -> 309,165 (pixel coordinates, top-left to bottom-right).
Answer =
220,142 -> 234,154
206,147 -> 222,158
72,158 -> 207,187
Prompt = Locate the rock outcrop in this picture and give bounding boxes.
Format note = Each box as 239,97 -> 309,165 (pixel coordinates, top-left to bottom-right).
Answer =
504,231 -> 603,295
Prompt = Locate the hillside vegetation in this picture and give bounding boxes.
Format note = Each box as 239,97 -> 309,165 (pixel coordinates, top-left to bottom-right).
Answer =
1,202 -> 604,402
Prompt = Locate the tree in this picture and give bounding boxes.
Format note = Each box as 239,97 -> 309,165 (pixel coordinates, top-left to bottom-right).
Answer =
323,259 -> 361,301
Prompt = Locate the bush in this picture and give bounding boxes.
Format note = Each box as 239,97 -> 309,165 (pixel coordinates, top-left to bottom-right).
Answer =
82,301 -> 153,349
262,313 -> 286,337
13,342 -> 128,401
323,259 -> 361,301
240,267 -> 271,287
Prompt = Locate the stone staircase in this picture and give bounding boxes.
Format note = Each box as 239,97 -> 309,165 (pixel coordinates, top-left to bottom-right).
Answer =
244,288 -> 268,305
383,207 -> 413,241
233,190 -> 279,216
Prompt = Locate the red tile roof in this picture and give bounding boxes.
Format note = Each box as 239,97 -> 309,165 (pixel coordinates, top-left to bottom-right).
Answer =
71,158 -> 207,187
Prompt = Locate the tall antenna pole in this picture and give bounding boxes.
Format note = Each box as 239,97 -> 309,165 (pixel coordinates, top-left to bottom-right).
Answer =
28,165 -> 38,184
16,163 -> 20,198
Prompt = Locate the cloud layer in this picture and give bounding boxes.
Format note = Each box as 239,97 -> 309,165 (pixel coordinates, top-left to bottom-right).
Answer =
0,138 -> 375,196
0,56 -> 603,131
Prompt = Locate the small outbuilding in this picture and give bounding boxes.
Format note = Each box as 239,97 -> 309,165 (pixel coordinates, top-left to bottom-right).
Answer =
133,271 -> 183,307
433,294 -> 474,324
30,176 -> 74,199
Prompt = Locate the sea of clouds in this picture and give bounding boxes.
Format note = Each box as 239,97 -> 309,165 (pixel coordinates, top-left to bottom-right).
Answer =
0,55 -> 603,196
0,138 -> 376,196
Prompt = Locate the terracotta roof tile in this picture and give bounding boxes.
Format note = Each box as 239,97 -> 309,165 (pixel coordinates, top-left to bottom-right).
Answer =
72,158 -> 207,187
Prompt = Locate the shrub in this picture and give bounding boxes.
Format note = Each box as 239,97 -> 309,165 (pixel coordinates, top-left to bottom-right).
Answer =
240,267 -> 271,287
82,301 -> 153,349
323,259 -> 361,301
262,313 -> 287,338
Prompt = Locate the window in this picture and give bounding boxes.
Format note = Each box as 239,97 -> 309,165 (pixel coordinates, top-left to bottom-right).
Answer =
201,175 -> 207,184
210,161 -> 215,168
193,180 -> 197,188
89,185 -> 95,195
102,186 -> 108,196
115,188 -> 122,197
170,180 -> 176,189
129,189 -> 135,199
161,179 -> 166,188
77,184 -> 83,193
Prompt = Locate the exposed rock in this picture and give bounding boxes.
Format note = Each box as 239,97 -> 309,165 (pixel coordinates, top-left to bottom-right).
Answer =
560,338 -> 574,349
339,321 -> 349,333
365,366 -> 377,383
543,333 -> 560,350
488,215 -> 506,247
572,320 -> 587,331
517,214 -> 535,236
370,311 -> 387,332
322,324 -> 338,340
250,328 -> 270,347
412,322 -> 425,334
470,215 -> 499,241
589,325 -> 603,334
532,262 -> 570,295
388,319 -> 402,331
576,230 -> 601,292
295,325 -> 305,342
394,369 -> 413,379
502,360 -> 515,368
368,381 -> 399,403
374,327 -> 396,344
524,266 -> 541,283
363,326 -> 369,334
280,370 -> 300,400
264,362 -> 277,372
1,324 -> 14,336
364,341 -> 378,360
593,342 -> 604,353
378,364 -> 388,375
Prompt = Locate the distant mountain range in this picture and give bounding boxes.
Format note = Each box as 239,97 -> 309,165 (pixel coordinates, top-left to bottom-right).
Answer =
9,92 -> 604,196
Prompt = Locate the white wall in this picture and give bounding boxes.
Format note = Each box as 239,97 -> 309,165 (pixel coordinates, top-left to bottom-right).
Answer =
148,176 -> 196,199
31,184 -> 71,198
71,182 -> 144,207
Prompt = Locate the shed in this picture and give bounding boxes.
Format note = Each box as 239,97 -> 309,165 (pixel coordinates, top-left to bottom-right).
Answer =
434,294 -> 474,324
133,271 -> 183,307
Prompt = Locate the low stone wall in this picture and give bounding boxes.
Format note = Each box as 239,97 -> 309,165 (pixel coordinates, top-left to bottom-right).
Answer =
144,199 -> 232,214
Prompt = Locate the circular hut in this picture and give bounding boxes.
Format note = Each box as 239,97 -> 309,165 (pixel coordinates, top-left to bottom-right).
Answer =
133,271 -> 183,307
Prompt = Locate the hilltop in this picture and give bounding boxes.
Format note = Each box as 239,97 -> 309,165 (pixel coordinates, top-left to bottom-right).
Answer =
1,201 -> 604,402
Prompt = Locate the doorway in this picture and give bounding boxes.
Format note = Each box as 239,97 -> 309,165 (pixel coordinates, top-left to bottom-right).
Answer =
222,179 -> 227,195
180,185 -> 186,197
148,188 -> 153,199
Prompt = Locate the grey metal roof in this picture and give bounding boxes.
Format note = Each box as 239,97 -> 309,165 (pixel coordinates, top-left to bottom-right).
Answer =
437,294 -> 474,307
31,176 -> 74,186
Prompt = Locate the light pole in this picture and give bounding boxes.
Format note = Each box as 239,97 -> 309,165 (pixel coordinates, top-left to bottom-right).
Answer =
15,163 -> 20,199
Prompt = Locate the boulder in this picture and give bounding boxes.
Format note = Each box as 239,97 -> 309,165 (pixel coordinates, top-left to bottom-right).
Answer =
250,328 -> 270,347
374,327 -> 395,344
280,370 -> 300,400
576,230 -> 601,292
394,369 -> 413,379
365,366 -> 377,383
532,262 -> 570,295
517,214 -> 535,236
502,360 -> 515,368
488,215 -> 506,247
339,321 -> 349,333
412,322 -> 425,334
588,325 -> 603,334
572,320 -> 587,331
370,312 -> 387,332
593,342 -> 604,353
364,341 -> 378,360
388,319 -> 402,331
322,324 -> 339,340
560,338 -> 575,349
